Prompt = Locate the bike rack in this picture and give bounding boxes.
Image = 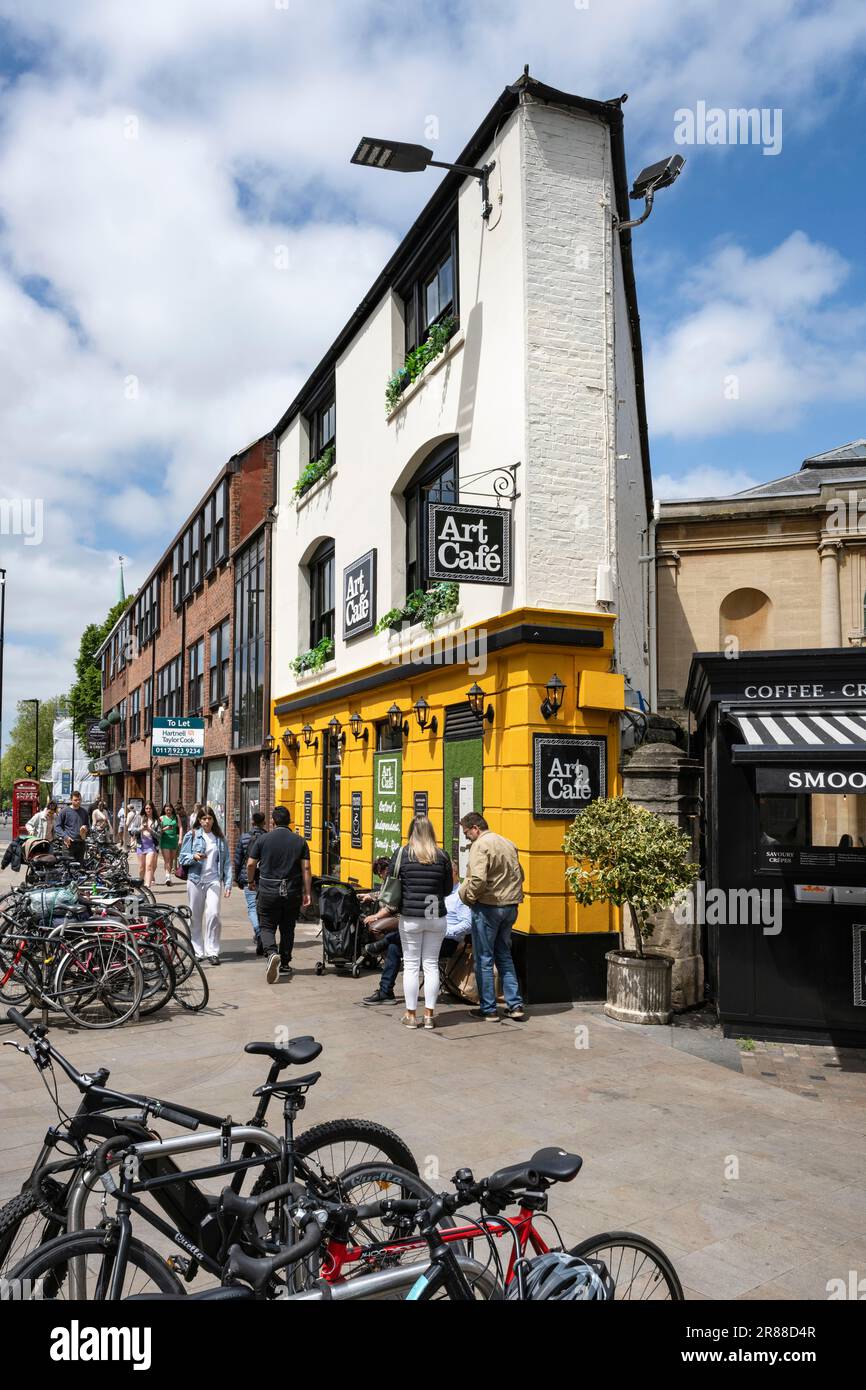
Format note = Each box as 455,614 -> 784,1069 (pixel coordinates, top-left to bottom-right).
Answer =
67,1125 -> 281,1299
284,1256 -> 502,1302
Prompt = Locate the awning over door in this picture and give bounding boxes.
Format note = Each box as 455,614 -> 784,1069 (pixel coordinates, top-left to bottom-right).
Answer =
725,707 -> 866,762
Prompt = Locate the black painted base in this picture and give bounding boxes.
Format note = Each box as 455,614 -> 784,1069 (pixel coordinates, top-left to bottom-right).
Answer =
723,1019 -> 866,1048
511,931 -> 618,1005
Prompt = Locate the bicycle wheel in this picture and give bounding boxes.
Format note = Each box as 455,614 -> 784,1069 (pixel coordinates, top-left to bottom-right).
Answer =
126,942 -> 175,1017
165,935 -> 209,1011
0,1184 -> 66,1280
295,1119 -> 419,1183
8,1227 -> 185,1300
568,1232 -> 684,1300
53,936 -> 144,1028
0,948 -> 40,1014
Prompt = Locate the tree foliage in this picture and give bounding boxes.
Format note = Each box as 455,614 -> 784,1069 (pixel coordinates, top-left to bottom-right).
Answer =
0,696 -> 62,799
67,598 -> 133,741
563,797 -> 697,957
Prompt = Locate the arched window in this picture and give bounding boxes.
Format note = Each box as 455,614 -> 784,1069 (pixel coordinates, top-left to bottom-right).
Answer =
404,440 -> 458,595
309,539 -> 335,650
719,588 -> 772,650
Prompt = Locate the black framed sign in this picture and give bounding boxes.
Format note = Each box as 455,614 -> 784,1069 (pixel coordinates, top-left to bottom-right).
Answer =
533,734 -> 607,818
303,791 -> 313,841
413,791 -> 429,819
351,792 -> 363,850
427,504 -> 511,586
756,766 -> 866,795
86,719 -> 109,755
343,549 -> 376,640
855,926 -> 866,1008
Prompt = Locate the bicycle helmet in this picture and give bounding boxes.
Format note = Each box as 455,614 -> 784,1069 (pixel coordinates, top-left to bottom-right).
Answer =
506,1252 -> 615,1301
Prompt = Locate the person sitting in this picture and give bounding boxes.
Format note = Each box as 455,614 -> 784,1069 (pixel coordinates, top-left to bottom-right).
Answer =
362,856 -> 402,1005
441,862 -> 473,959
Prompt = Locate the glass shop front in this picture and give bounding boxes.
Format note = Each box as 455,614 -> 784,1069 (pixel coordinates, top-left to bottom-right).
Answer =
687,650 -> 866,1044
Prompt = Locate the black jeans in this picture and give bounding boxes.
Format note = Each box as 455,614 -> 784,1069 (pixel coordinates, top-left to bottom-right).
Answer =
379,930 -> 402,995
258,890 -> 300,965
65,838 -> 86,865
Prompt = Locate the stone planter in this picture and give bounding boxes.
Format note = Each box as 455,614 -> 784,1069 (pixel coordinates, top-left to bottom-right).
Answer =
604,950 -> 673,1025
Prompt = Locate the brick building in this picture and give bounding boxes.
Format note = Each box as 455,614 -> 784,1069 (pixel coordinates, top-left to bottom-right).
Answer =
93,433 -> 275,850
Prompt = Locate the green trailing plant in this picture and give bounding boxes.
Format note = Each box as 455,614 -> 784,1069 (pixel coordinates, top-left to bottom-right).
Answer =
290,636 -> 335,676
374,581 -> 459,635
293,444 -> 336,501
562,796 -> 698,959
385,315 -> 457,414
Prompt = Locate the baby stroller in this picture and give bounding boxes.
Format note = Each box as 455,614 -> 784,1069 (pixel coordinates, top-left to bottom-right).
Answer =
313,877 -> 377,978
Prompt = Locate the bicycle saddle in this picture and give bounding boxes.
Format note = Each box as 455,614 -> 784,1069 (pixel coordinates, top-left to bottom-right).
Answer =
487,1148 -> 583,1193
245,1037 -> 323,1068
253,1071 -> 322,1098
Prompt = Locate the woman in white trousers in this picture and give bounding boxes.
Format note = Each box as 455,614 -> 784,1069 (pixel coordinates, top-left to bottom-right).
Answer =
178,807 -> 233,964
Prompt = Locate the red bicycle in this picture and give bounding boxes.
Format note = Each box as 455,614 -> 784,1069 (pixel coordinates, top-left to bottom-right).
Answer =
311,1149 -> 684,1300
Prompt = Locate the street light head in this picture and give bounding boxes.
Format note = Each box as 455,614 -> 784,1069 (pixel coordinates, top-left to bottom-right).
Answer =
350,137 -> 433,174
629,154 -> 685,201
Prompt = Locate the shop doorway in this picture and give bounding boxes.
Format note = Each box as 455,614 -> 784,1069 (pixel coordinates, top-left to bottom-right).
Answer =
322,731 -> 341,877
240,779 -> 261,835
443,704 -> 483,878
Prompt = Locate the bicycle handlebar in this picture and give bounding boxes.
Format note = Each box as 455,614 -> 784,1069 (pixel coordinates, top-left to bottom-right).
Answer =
225,1215 -> 323,1291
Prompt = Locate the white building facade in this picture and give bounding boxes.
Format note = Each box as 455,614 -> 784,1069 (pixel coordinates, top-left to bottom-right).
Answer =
269,75 -> 654,1000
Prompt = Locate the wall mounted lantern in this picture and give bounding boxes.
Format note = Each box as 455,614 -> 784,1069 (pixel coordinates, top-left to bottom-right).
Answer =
282,729 -> 299,754
467,684 -> 494,725
540,673 -> 566,721
328,716 -> 346,747
302,724 -> 318,751
413,698 -> 438,735
350,712 -> 369,742
388,703 -> 410,737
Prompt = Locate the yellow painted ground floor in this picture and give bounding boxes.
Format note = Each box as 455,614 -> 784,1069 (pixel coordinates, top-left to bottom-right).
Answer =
272,609 -> 626,998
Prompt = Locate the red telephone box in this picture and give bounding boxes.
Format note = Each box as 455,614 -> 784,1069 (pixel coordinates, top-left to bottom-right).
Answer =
13,779 -> 40,839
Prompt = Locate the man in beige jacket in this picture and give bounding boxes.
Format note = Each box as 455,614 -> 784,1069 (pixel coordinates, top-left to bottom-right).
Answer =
458,812 -> 525,1021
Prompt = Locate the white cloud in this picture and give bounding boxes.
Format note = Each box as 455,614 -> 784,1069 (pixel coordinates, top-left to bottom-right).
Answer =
646,232 -> 866,438
654,466 -> 760,501
2,0 -> 866,732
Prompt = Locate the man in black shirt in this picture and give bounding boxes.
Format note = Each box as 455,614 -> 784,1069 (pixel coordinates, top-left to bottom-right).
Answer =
56,791 -> 90,865
248,806 -> 311,982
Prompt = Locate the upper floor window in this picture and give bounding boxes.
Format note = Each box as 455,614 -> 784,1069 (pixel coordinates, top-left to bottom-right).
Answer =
310,388 -> 336,462
210,619 -> 230,707
191,514 -> 202,591
404,440 -> 458,595
136,576 -> 160,648
402,225 -> 458,354
188,638 -> 205,714
309,539 -> 335,650
143,677 -> 153,735
203,494 -> 214,576
214,479 -> 228,565
130,687 -> 141,742
156,656 -> 182,719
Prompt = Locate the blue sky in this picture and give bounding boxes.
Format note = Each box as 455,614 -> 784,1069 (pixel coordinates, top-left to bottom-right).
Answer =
0,0 -> 865,728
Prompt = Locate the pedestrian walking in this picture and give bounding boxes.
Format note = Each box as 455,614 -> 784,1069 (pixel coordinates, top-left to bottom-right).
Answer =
247,807 -> 311,982
178,806 -> 233,963
159,803 -> 180,885
91,800 -> 111,842
175,801 -> 189,836
132,801 -> 161,889
368,816 -> 452,1030
24,799 -> 58,846
116,803 -> 127,846
458,812 -> 525,1022
234,811 -> 267,955
56,791 -> 90,865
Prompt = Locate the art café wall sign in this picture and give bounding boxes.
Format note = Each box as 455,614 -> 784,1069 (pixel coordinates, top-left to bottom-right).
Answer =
427,504 -> 511,586
533,734 -> 607,819
343,550 -> 376,640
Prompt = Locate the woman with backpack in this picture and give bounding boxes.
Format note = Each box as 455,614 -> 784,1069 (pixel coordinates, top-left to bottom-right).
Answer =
365,816 -> 452,1030
178,805 -> 233,964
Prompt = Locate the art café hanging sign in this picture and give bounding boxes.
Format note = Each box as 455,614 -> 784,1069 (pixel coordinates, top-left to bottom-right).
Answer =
343,550 -> 377,640
533,734 -> 607,819
427,504 -> 511,587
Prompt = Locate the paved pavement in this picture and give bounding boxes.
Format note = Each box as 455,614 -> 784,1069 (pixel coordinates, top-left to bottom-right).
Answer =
1,865 -> 865,1300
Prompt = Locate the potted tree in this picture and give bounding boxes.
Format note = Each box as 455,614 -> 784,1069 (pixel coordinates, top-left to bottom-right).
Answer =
563,796 -> 697,1024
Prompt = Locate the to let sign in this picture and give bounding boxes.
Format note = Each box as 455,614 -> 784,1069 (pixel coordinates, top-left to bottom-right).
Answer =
533,734 -> 607,819
343,550 -> 376,640
427,504 -> 511,586
351,792 -> 363,849
151,718 -> 205,759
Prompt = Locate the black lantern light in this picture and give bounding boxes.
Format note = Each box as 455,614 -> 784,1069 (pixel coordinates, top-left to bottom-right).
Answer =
413,698 -> 438,735
467,684 -> 494,725
350,712 -> 369,742
541,673 -> 566,721
328,716 -> 345,746
302,724 -> 318,750
282,729 -> 298,754
388,703 -> 409,736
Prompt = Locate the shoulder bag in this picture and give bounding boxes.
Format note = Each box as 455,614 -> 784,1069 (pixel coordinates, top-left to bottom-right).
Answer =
378,846 -> 405,912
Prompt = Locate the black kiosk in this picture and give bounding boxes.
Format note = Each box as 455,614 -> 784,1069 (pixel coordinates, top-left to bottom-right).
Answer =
687,650 -> 866,1044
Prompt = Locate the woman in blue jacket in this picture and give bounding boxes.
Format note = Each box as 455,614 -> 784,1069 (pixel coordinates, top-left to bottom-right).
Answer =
178,805 -> 233,964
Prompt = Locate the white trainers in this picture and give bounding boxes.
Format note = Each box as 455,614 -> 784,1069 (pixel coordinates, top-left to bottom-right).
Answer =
165,874 -> 172,886
266,954 -> 280,985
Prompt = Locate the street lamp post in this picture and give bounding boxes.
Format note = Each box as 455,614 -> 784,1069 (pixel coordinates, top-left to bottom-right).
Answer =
23,698 -> 40,783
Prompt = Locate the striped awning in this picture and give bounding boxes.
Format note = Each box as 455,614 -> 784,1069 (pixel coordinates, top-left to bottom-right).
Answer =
726,708 -> 866,762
